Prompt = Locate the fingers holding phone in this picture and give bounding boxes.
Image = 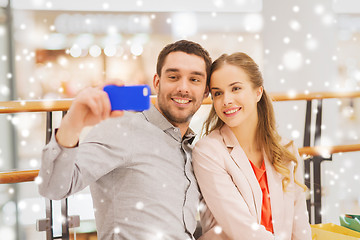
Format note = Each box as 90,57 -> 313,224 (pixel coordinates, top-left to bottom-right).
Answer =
56,82 -> 150,148
69,79 -> 127,127
57,86 -> 123,147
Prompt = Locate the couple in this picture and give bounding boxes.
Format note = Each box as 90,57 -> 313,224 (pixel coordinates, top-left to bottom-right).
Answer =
38,40 -> 311,240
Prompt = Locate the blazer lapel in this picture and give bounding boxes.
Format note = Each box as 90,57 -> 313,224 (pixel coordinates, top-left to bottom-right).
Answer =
220,125 -> 263,223
264,153 -> 285,235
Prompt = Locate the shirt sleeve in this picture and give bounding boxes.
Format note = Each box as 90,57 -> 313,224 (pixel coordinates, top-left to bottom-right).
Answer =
38,117 -> 132,200
38,132 -> 80,200
193,139 -> 275,240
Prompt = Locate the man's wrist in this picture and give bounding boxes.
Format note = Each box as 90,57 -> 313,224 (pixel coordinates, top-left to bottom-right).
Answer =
56,120 -> 81,148
54,128 -> 79,148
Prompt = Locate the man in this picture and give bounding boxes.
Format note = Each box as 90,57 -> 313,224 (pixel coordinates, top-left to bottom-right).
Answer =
38,40 -> 211,240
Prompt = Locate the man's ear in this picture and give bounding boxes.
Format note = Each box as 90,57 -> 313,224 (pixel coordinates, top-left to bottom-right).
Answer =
153,74 -> 160,94
204,85 -> 210,99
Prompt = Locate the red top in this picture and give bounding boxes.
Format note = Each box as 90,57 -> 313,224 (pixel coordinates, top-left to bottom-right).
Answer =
249,160 -> 274,233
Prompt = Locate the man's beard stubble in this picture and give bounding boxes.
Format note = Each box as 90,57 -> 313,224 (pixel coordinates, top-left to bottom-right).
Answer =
157,81 -> 201,124
158,93 -> 197,124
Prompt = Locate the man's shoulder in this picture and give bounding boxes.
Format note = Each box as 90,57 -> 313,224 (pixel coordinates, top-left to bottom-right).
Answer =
102,111 -> 147,127
82,112 -> 150,141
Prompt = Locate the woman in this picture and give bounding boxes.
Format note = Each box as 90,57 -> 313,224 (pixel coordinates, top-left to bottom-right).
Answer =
193,52 -> 311,240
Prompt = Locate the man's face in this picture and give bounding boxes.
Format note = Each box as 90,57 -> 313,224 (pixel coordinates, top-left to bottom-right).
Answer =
153,51 -> 208,125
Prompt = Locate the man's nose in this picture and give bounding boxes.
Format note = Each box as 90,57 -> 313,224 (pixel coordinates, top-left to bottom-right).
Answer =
177,78 -> 190,93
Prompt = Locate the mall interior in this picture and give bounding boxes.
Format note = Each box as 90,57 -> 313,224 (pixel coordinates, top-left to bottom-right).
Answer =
0,0 -> 360,239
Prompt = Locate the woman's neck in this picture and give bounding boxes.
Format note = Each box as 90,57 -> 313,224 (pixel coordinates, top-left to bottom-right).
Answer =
231,122 -> 257,152
230,114 -> 263,167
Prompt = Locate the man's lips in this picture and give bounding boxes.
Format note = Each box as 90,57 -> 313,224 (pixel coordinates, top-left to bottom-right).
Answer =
172,97 -> 191,104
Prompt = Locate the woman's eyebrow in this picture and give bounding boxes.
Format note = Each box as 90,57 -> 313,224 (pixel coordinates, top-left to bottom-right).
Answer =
211,81 -> 243,90
229,81 -> 243,86
210,87 -> 221,91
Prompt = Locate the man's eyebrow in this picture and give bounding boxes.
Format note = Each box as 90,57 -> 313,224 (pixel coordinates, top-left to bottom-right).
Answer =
164,68 -> 205,77
164,68 -> 179,73
191,71 -> 206,77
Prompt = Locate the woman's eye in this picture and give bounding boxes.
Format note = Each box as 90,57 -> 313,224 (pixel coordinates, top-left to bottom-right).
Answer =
233,86 -> 241,91
213,92 -> 221,97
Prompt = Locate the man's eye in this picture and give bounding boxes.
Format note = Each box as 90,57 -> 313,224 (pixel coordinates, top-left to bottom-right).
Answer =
191,78 -> 200,82
168,76 -> 177,79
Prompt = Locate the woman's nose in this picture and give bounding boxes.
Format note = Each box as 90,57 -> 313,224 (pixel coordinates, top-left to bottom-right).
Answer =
223,92 -> 233,106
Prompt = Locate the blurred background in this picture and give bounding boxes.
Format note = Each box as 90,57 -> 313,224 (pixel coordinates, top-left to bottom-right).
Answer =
0,0 -> 359,239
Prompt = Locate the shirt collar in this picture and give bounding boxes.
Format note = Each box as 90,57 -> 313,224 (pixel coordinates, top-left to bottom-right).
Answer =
184,128 -> 196,145
142,104 -> 173,132
141,104 -> 196,144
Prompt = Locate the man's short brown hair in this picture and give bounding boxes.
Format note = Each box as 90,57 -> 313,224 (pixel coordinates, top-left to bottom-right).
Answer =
156,40 -> 212,85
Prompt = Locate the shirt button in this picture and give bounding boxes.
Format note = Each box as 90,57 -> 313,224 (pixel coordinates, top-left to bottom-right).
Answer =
174,128 -> 178,132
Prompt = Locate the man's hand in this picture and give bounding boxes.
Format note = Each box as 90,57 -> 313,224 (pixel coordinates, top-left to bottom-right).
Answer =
56,81 -> 124,148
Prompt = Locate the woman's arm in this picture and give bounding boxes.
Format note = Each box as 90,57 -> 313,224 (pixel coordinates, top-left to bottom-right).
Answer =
291,144 -> 312,240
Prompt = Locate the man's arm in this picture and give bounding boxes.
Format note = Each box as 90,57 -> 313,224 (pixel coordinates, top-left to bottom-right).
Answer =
38,82 -> 124,199
56,86 -> 123,147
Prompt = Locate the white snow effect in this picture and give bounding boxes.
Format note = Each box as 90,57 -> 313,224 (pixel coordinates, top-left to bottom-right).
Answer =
136,201 -> 144,210
214,225 -> 222,234
282,50 -> 303,71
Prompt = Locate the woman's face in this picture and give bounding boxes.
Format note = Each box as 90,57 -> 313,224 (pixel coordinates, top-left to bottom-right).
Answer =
210,64 -> 263,129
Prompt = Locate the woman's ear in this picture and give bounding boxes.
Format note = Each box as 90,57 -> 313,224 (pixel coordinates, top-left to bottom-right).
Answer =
256,86 -> 263,102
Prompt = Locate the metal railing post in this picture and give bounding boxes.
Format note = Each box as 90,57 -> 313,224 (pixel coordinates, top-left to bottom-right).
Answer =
4,0 -> 21,239
37,111 -> 79,239
303,100 -> 312,223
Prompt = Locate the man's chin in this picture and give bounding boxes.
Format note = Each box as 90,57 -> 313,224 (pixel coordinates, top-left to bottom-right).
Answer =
158,101 -> 197,124
170,115 -> 192,124
165,111 -> 194,124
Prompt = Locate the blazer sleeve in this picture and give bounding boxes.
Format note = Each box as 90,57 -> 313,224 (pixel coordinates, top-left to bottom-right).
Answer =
193,140 -> 275,240
291,144 -> 312,240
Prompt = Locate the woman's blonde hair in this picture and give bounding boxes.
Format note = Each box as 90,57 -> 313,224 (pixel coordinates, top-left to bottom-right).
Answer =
203,52 -> 306,191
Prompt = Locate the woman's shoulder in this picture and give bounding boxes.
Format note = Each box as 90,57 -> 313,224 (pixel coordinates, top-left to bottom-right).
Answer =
193,129 -> 227,159
193,129 -> 228,167
278,137 -> 303,174
280,137 -> 298,153
195,129 -> 223,149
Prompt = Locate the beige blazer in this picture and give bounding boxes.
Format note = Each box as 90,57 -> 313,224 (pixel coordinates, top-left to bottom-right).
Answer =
192,125 -> 311,240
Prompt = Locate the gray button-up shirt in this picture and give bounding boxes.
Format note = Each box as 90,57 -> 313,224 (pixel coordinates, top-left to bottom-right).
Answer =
38,105 -> 200,240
